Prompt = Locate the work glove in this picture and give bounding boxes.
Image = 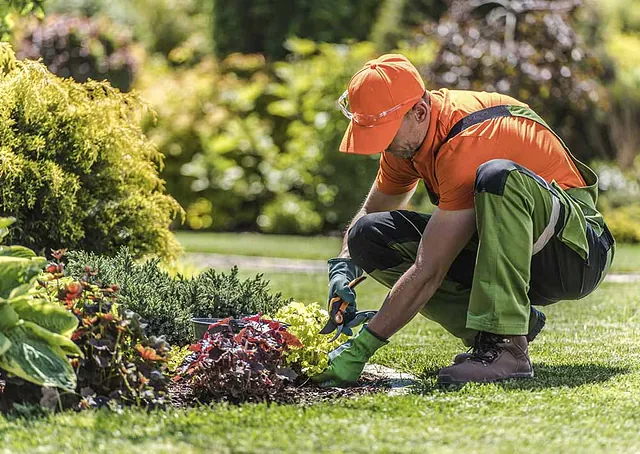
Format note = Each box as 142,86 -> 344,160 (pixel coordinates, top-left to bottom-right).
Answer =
311,325 -> 389,387
327,257 -> 363,327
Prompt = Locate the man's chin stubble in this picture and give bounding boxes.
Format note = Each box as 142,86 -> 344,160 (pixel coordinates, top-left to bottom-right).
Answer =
389,148 -> 418,160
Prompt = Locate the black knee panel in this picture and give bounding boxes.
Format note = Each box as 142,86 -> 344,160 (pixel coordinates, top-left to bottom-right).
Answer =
474,159 -> 520,196
347,212 -> 407,272
348,213 -> 385,270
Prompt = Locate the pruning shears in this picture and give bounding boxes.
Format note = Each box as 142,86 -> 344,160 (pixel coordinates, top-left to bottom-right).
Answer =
319,275 -> 377,342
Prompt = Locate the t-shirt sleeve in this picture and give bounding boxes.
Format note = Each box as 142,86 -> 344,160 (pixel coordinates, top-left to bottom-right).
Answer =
376,152 -> 421,195
435,141 -> 481,211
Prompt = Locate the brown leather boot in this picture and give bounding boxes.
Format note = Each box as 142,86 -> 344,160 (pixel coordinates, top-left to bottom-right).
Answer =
438,333 -> 533,384
451,307 -> 546,365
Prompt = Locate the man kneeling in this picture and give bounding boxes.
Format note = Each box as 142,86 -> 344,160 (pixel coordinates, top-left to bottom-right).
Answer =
312,54 -> 615,386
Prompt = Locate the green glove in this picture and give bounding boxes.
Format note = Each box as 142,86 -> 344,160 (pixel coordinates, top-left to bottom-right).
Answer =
311,325 -> 388,387
327,258 -> 363,327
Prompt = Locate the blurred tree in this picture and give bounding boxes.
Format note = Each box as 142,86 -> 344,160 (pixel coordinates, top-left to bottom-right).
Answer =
16,14 -> 138,91
138,41 -> 397,233
212,0 -> 382,60
590,0 -> 640,167
419,0 -> 613,162
134,0 -> 211,66
370,0 -> 449,51
45,0 -> 211,66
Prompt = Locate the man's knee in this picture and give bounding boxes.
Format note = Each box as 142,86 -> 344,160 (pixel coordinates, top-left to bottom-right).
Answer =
347,212 -> 389,270
474,159 -> 520,196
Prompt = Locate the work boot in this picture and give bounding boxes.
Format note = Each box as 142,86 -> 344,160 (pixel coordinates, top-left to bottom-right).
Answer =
438,332 -> 533,385
451,307 -> 546,365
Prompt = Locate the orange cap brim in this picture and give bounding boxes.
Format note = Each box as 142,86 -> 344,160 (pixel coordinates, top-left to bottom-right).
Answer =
340,103 -> 417,155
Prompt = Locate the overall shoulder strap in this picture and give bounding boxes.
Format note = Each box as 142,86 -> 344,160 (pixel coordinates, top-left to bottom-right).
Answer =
438,105 -> 513,156
425,105 -> 515,205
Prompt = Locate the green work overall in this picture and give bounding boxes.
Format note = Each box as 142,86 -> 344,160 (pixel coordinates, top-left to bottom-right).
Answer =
347,105 -> 615,344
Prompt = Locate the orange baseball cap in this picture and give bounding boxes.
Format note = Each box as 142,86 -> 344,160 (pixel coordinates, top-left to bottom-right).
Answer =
339,54 -> 426,155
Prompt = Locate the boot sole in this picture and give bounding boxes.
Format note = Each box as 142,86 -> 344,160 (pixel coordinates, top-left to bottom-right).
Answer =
437,370 -> 534,386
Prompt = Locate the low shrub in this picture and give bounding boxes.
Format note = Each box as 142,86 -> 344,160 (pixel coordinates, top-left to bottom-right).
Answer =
65,248 -> 291,345
602,205 -> 640,244
174,315 -> 301,403
0,43 -> 183,260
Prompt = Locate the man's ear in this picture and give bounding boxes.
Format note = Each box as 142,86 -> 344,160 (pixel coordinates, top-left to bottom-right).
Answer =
413,100 -> 429,123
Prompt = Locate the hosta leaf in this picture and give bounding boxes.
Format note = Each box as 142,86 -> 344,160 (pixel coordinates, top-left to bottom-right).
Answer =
0,256 -> 47,299
22,321 -> 83,358
0,300 -> 20,331
0,217 -> 16,242
0,322 -> 77,390
8,283 -> 35,299
0,245 -> 37,258
11,296 -> 79,336
0,331 -> 11,356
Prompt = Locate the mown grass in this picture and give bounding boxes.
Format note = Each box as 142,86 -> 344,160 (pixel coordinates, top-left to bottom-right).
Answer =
611,243 -> 640,272
176,231 -> 640,273
2,271 -> 640,453
175,231 -> 342,260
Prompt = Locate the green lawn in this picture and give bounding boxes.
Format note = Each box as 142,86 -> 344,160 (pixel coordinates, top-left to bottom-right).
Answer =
2,270 -> 640,453
175,231 -> 342,260
610,243 -> 640,272
177,231 -> 640,273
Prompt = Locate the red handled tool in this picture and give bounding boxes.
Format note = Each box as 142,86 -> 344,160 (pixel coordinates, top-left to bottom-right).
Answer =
320,276 -> 376,342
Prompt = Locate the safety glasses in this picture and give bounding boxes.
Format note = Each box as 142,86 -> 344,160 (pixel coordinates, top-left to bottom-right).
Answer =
337,90 -> 423,127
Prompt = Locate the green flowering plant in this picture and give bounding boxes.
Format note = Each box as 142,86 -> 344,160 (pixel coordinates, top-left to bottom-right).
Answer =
274,301 -> 348,377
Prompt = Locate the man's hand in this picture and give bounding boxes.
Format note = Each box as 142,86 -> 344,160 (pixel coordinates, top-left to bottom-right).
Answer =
327,258 -> 363,326
311,325 -> 388,387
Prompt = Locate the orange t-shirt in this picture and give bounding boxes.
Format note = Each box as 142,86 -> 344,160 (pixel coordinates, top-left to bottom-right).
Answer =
376,89 -> 586,211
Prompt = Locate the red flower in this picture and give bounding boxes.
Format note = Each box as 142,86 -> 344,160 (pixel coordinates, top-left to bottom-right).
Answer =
45,263 -> 58,274
51,249 -> 67,260
135,344 -> 165,361
64,281 -> 83,300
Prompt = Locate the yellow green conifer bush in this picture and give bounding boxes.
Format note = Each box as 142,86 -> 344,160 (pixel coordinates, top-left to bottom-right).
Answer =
0,43 -> 183,259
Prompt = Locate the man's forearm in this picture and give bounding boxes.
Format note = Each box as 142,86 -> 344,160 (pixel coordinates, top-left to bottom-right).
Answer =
367,265 -> 441,339
338,207 -> 369,258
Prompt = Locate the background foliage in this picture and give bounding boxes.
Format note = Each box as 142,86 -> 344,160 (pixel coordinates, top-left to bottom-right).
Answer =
4,0 -> 640,240
212,0 -> 380,60
17,14 -> 138,91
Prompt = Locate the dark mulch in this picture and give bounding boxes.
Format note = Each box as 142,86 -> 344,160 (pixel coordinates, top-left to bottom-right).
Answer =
168,372 -> 389,408
0,374 -> 42,413
1,372 -> 389,413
